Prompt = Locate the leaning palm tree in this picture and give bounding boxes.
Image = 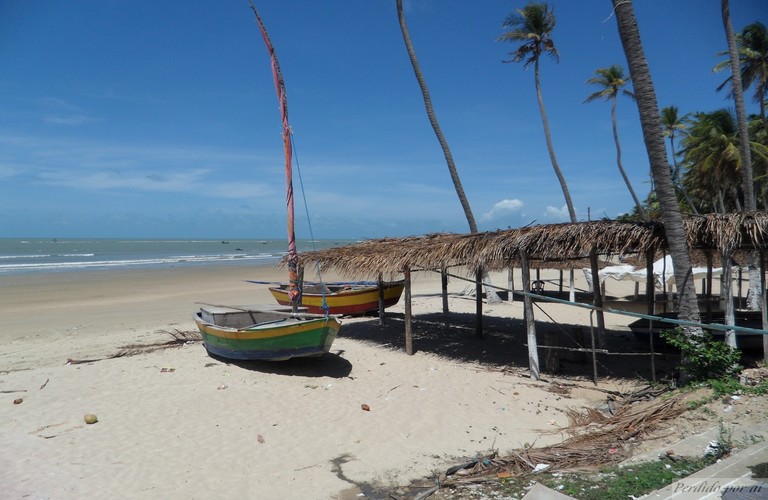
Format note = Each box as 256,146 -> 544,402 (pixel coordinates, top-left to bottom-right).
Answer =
610,0 -> 703,344
498,2 -> 577,223
721,0 -> 755,211
661,106 -> 699,214
395,0 -> 501,303
584,64 -> 647,220
718,8 -> 762,314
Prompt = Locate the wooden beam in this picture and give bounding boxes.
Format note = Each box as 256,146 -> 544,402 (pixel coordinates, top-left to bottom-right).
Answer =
377,273 -> 385,326
520,250 -> 540,380
589,247 -> 606,348
404,266 -> 413,355
475,268 -> 483,338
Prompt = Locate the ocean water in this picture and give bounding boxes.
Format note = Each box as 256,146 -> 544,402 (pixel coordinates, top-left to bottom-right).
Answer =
0,238 -> 353,276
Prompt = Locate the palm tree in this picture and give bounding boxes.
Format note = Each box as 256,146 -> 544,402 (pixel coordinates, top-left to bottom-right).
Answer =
610,0 -> 703,342
395,0 -> 476,233
498,2 -> 576,223
395,0 -> 501,304
584,65 -> 647,220
721,0 -> 755,211
718,12 -> 765,313
681,110 -> 768,212
661,106 -> 699,214
716,21 -> 768,140
680,110 -> 746,212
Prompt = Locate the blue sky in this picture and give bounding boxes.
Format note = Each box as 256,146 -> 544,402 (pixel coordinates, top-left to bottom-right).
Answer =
0,1 -> 763,239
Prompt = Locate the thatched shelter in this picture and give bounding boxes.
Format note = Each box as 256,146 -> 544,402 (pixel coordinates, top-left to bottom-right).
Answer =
286,212 -> 768,381
295,213 -> 768,277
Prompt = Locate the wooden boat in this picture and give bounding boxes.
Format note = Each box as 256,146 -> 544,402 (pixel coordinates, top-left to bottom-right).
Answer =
194,305 -> 340,361
629,310 -> 764,350
194,4 -> 341,361
268,281 -> 405,315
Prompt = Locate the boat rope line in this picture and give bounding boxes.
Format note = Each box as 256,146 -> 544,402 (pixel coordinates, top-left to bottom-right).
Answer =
290,124 -> 329,316
436,269 -> 768,336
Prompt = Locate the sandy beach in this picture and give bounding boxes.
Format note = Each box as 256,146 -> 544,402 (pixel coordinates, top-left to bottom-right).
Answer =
0,264 -> 708,499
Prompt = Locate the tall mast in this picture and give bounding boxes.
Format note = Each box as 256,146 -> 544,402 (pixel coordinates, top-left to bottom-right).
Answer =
248,2 -> 300,306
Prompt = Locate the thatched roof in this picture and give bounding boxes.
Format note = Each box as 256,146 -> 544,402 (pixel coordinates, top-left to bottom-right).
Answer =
290,212 -> 768,279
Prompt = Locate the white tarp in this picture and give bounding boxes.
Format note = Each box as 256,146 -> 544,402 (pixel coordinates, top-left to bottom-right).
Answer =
586,256 -> 724,290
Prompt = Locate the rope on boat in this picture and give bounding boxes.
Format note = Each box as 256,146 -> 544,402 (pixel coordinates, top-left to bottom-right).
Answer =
290,127 -> 330,317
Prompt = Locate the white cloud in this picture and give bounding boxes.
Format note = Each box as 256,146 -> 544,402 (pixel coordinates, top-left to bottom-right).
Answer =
481,198 -> 524,221
544,205 -> 570,220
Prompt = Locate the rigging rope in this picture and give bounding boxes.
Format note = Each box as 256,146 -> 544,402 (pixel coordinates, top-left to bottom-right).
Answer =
290,132 -> 330,316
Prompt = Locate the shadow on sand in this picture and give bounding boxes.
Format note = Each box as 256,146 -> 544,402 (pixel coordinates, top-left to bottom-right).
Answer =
209,351 -> 353,379
339,309 -> 682,382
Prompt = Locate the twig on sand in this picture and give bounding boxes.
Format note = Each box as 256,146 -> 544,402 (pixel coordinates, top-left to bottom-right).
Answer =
377,384 -> 402,398
65,330 -> 202,365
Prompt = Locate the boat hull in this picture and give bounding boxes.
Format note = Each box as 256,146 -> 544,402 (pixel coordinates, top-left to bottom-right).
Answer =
629,310 -> 765,350
269,282 -> 405,315
194,306 -> 341,361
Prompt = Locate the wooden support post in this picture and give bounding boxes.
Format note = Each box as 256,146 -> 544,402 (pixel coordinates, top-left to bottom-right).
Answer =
559,269 -> 563,293
508,267 -> 515,302
589,247 -> 606,348
723,252 -> 737,349
441,268 -> 449,314
520,251 -> 540,381
377,273 -> 385,326
475,268 -> 483,339
738,267 -> 743,309
569,269 -> 575,302
646,250 -> 656,382
706,251 -> 713,322
404,266 -> 413,355
761,250 -> 767,364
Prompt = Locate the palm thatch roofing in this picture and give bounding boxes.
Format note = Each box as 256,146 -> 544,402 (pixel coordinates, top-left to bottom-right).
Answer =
291,212 -> 768,280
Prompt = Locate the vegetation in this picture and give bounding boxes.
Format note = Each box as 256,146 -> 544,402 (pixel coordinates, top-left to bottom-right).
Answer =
661,327 -> 742,382
584,64 -> 647,220
498,2 -> 577,223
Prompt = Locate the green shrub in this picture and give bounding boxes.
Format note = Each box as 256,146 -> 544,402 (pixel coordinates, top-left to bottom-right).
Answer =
660,328 -> 742,382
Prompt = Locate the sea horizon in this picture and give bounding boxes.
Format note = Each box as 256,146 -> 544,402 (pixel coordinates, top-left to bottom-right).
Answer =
0,237 -> 355,276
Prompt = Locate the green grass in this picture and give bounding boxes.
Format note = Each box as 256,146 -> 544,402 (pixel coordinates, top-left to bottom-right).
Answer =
437,456 -> 717,499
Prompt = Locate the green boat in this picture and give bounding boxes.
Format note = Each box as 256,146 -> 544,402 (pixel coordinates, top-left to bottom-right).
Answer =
194,305 -> 341,361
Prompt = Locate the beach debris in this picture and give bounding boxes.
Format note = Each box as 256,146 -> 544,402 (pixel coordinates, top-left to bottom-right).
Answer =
532,463 -> 550,473
84,414 -> 98,424
217,384 -> 229,390
40,378 -> 50,390
257,433 -> 265,444
13,398 -> 23,405
361,404 -> 371,411
160,367 -> 175,373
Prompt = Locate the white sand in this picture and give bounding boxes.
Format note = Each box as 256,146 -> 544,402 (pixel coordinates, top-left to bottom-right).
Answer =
0,265 -> 643,499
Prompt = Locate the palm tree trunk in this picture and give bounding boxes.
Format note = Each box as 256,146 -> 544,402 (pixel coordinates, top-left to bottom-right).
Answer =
611,96 -> 647,220
669,137 -> 700,215
396,0 -> 500,303
611,0 -> 702,339
722,0 -> 755,210
534,58 -> 577,223
722,0 -> 762,311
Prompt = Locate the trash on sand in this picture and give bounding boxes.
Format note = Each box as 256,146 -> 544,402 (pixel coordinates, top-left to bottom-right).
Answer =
160,368 -> 175,373
257,433 -> 265,444
361,404 -> 371,411
217,384 -> 229,390
533,463 -> 550,473
84,414 -> 98,424
13,398 -> 23,405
